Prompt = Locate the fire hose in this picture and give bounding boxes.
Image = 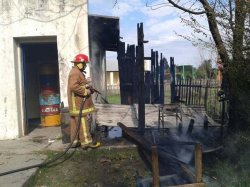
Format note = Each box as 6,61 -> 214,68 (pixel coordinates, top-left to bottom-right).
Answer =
88,86 -> 109,104
0,88 -> 101,176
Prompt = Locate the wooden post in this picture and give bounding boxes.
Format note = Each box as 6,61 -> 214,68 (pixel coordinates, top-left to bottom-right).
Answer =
186,119 -> 195,134
185,79 -> 189,104
151,50 -> 155,103
195,143 -> 202,183
155,51 -> 159,103
198,80 -> 202,105
178,79 -> 182,102
170,57 -> 176,103
126,45 -> 135,104
181,79 -> 184,102
133,46 -> 139,104
137,23 -> 145,134
159,54 -> 165,104
118,41 -> 126,104
204,80 -> 209,111
188,79 -> 192,105
151,146 -> 160,187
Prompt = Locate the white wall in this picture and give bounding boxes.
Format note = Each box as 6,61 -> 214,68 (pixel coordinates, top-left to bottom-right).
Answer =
0,0 -> 89,139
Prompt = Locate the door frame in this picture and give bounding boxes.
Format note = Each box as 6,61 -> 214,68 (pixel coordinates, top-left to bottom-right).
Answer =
13,36 -> 57,136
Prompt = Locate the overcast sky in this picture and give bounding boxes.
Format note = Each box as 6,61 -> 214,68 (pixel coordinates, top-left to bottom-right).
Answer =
89,0 -> 214,68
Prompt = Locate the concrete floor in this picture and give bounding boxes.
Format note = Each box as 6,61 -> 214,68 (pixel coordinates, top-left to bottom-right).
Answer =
0,126 -> 66,187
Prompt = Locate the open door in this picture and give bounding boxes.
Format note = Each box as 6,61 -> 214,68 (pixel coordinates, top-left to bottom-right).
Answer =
21,42 -> 60,134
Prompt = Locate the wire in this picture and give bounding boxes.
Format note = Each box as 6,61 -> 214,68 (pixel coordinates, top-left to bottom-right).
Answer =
0,2 -> 85,25
0,96 -> 87,176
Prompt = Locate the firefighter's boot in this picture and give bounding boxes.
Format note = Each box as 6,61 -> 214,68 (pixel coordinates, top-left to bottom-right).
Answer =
81,141 -> 101,150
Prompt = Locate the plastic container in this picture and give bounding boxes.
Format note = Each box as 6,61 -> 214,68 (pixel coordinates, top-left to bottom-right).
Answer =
39,64 -> 60,127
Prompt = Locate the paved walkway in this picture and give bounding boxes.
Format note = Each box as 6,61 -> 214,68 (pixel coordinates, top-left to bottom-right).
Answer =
0,126 -> 65,187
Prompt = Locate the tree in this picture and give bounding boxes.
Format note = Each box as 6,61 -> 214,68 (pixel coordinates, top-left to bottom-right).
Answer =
195,59 -> 215,79
146,0 -> 250,131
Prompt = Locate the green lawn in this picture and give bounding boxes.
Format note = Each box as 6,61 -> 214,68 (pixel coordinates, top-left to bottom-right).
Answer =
107,95 -> 121,104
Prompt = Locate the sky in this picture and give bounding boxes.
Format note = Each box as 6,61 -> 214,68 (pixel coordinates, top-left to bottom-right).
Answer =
88,0 -> 214,68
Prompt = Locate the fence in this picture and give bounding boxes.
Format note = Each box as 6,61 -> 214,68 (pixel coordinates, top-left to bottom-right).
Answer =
174,79 -> 227,122
107,85 -> 120,96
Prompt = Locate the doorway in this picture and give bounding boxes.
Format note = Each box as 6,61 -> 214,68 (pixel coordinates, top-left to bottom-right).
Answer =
21,42 -> 60,133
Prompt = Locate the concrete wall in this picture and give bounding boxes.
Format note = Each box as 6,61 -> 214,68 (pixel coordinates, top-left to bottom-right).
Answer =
0,0 -> 89,139
90,42 -> 107,103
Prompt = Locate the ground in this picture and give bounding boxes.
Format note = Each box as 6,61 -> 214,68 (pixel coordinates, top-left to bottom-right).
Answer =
23,124 -> 250,187
26,129 -> 151,187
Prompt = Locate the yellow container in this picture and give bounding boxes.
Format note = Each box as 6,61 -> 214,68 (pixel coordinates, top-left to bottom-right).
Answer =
41,114 -> 61,127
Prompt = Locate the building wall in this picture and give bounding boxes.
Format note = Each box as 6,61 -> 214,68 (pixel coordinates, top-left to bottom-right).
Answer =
89,43 -> 107,103
0,0 -> 89,139
106,71 -> 120,86
106,71 -> 120,95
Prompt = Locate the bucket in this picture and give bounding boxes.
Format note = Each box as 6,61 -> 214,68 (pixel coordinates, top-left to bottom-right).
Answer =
60,107 -> 71,144
39,64 -> 60,127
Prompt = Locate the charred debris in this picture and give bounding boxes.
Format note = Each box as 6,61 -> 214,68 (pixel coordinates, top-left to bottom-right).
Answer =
114,23 -> 223,187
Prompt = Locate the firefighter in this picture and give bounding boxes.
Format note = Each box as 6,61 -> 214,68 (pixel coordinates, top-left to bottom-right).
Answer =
67,53 -> 100,149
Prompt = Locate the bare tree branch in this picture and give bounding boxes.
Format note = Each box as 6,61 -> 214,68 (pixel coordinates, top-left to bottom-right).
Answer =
113,0 -> 118,8
167,0 -> 206,14
146,0 -> 206,14
146,2 -> 174,10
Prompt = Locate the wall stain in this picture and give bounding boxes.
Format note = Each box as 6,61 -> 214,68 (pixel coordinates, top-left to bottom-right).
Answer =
4,108 -> 7,117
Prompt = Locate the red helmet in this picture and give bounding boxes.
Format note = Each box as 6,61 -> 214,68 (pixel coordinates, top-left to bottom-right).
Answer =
72,54 -> 89,63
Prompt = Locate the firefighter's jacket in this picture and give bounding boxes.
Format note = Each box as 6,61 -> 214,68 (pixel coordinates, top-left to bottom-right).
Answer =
67,66 -> 95,117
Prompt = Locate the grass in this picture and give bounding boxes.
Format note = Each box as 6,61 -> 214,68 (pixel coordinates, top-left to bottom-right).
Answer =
26,148 -> 150,187
107,93 -> 171,105
204,130 -> 250,187
107,94 -> 121,104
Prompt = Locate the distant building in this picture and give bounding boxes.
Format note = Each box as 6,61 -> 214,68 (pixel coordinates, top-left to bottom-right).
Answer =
106,59 -> 151,88
176,65 -> 195,80
106,60 -> 120,95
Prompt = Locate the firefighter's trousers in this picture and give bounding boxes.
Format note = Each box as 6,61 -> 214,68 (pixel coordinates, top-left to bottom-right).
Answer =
70,115 -> 92,145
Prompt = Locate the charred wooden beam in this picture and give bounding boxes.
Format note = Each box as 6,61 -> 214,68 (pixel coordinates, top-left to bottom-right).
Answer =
118,122 -> 151,151
203,115 -> 208,130
119,122 -> 204,186
159,53 -> 165,104
144,56 -> 152,60
170,57 -> 176,103
137,23 -> 145,134
186,119 -> 195,134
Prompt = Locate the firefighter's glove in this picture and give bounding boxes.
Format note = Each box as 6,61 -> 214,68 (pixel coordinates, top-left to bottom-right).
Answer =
85,83 -> 93,89
85,88 -> 92,96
